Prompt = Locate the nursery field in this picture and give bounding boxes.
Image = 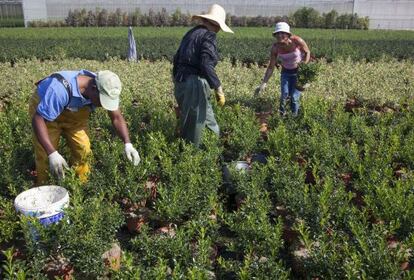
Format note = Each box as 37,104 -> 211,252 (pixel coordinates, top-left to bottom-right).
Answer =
1,23 -> 414,279
0,55 -> 413,279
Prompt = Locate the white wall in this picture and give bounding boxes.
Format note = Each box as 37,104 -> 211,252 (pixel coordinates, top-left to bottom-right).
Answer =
24,0 -> 354,19
22,0 -> 46,26
354,0 -> 414,30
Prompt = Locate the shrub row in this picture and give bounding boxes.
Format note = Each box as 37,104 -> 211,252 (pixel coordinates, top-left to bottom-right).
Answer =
27,7 -> 369,30
1,27 -> 414,65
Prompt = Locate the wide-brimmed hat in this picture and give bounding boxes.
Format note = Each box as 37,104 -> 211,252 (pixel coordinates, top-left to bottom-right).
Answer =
192,4 -> 233,33
96,70 -> 122,111
273,22 -> 291,35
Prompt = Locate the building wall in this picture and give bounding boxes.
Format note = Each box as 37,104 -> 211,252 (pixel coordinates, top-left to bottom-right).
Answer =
38,0 -> 353,19
21,0 -> 414,30
0,0 -> 23,26
22,0 -> 47,25
0,2 -> 22,17
355,0 -> 414,30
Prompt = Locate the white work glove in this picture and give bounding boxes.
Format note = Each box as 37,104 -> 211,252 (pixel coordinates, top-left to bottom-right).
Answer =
255,82 -> 267,96
48,151 -> 69,179
124,143 -> 140,166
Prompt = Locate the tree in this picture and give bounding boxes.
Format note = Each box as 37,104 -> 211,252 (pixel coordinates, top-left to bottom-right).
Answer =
65,9 -> 75,26
171,8 -> 182,26
157,8 -> 170,26
147,8 -> 156,26
98,9 -> 109,26
72,9 -> 82,27
323,10 -> 338,29
336,13 -> 352,29
109,8 -> 123,26
183,11 -> 192,26
122,11 -> 129,26
357,16 -> 369,30
131,8 -> 142,26
293,7 -> 322,28
85,10 -> 96,27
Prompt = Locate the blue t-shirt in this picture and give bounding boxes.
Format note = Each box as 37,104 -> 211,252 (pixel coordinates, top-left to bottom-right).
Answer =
36,70 -> 97,121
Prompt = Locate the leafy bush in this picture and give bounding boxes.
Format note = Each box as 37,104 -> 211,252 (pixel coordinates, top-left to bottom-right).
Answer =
297,62 -> 321,89
20,194 -> 124,278
1,27 -> 414,64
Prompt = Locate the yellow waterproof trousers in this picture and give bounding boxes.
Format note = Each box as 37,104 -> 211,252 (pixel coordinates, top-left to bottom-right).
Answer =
29,91 -> 92,185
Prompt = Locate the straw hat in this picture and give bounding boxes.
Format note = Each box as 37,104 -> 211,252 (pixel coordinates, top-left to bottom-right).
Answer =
193,4 -> 233,33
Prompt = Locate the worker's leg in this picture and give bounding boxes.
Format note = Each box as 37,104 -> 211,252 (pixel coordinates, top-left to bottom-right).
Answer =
60,108 -> 91,183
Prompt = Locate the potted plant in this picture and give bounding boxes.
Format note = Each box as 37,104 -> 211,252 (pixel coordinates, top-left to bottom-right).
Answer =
296,63 -> 320,91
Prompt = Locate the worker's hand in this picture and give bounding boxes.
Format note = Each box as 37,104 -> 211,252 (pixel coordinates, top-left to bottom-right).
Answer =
48,151 -> 69,179
215,87 -> 225,107
124,143 -> 140,166
254,82 -> 267,96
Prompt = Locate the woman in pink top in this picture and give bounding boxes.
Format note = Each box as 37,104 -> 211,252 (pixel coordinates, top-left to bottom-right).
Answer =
256,22 -> 310,116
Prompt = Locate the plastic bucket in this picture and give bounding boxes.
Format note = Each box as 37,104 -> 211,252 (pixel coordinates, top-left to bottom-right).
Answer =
234,161 -> 250,172
14,185 -> 69,226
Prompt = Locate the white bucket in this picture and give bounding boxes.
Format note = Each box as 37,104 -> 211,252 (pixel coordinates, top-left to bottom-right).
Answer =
234,161 -> 250,172
14,185 -> 69,226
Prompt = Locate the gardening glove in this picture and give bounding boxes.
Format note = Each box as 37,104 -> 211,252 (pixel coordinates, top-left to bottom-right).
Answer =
48,151 -> 69,179
215,87 -> 225,107
125,143 -> 140,166
254,82 -> 267,96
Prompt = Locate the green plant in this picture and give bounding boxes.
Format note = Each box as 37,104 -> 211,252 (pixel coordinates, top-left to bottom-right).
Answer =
0,57 -> 413,279
1,247 -> 27,280
0,198 -> 19,243
297,62 -> 321,89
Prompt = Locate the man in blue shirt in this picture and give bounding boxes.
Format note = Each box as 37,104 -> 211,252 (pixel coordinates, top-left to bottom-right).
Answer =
29,70 -> 140,185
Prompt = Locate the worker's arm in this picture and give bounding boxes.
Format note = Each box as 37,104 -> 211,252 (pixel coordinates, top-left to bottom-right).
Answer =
255,45 -> 279,95
108,110 -> 140,166
262,45 -> 279,83
32,112 -> 56,155
108,109 -> 131,144
294,36 -> 311,64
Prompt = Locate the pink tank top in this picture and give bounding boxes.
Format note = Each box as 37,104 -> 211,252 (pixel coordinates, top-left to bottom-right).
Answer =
278,48 -> 302,70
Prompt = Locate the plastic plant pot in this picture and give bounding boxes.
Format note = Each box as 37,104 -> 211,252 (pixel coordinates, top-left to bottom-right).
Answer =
234,161 -> 250,172
14,185 -> 69,225
14,185 -> 69,240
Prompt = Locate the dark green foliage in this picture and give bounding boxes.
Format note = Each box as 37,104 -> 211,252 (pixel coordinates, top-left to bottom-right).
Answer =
20,195 -> 124,278
297,62 -> 321,87
216,104 -> 261,161
1,27 -> 414,64
1,59 -> 413,279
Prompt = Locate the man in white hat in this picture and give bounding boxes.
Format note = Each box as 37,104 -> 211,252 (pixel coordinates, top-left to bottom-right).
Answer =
30,70 -> 140,185
173,4 -> 233,148
255,22 -> 310,117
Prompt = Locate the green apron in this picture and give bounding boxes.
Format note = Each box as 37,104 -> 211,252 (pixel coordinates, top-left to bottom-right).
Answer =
174,75 -> 219,147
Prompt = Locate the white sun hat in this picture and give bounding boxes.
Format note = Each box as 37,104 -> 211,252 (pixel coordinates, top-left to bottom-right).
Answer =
273,22 -> 291,35
193,4 -> 234,33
